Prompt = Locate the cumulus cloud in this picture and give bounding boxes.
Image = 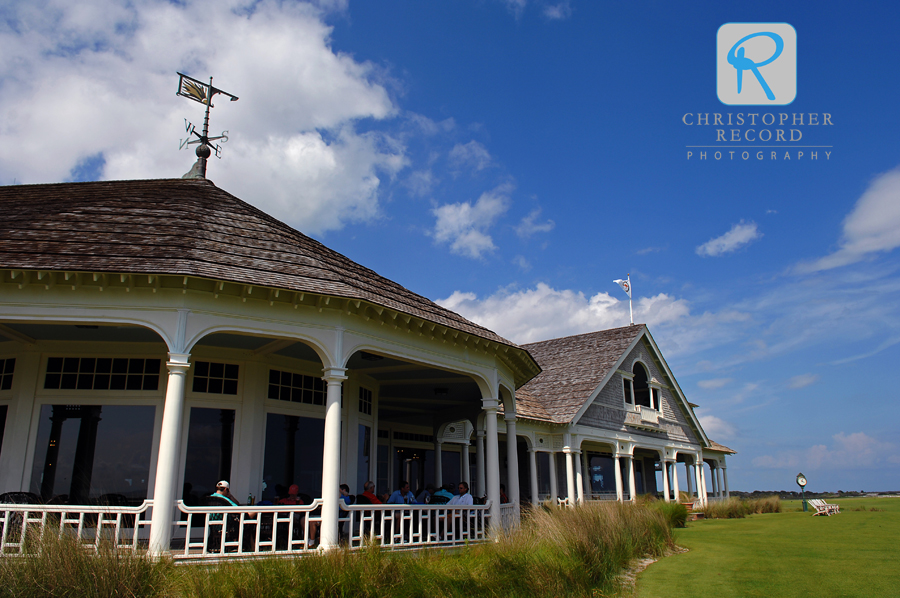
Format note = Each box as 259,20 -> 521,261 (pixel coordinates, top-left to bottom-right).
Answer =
788,373 -> 819,389
0,0 -> 404,234
404,169 -> 436,197
753,432 -> 898,470
798,167 -> 900,272
543,2 -> 572,20
512,255 -> 531,272
515,208 -> 555,238
438,282 -> 690,344
698,378 -> 733,390
696,413 -> 736,440
449,140 -> 492,172
432,183 -> 512,258
696,221 -> 762,257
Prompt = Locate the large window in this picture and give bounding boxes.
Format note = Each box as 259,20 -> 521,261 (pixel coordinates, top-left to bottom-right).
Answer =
261,413 -> 324,502
587,453 -> 616,495
29,404 -> 155,504
182,407 -> 235,501
632,363 -> 652,408
0,405 -> 7,460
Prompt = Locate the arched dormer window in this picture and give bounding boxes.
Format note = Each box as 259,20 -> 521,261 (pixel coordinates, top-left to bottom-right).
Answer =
632,362 -> 651,408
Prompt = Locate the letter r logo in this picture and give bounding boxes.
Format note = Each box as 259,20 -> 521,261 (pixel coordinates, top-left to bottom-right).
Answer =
718,23 -> 796,106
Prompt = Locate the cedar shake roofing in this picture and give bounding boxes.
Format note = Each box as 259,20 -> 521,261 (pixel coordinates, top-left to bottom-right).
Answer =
707,440 -> 736,454
516,324 -> 646,424
0,178 -> 521,351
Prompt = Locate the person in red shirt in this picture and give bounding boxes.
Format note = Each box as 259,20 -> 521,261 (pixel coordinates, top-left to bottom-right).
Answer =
278,484 -> 318,546
361,480 -> 382,504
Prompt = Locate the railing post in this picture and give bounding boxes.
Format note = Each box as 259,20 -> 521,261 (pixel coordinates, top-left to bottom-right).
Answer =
149,353 -> 190,557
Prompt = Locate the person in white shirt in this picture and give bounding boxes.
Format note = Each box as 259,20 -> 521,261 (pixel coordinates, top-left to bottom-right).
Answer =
447,481 -> 473,506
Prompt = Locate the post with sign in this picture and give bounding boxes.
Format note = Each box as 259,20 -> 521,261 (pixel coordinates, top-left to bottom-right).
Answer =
796,472 -> 808,512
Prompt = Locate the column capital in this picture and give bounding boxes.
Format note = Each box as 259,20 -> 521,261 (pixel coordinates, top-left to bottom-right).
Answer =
166,352 -> 191,372
504,412 -> 517,422
481,397 -> 500,411
321,367 -> 348,382
475,430 -> 486,439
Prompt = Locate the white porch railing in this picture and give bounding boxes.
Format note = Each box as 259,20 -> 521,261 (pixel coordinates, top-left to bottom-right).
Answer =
639,406 -> 659,424
343,502 -> 491,549
499,502 -> 519,531
587,492 -> 620,501
1,500 -> 496,560
1,501 -> 153,555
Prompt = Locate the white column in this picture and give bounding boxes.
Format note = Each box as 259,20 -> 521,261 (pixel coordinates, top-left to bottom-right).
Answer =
671,460 -> 680,500
723,466 -> 730,498
627,456 -> 637,501
461,443 -> 471,487
475,430 -> 486,497
661,456 -> 671,502
614,455 -> 623,502
505,415 -> 520,505
148,353 -> 190,557
574,451 -> 585,504
564,448 -> 576,507
701,463 -> 709,506
693,461 -> 703,504
548,452 -> 558,502
482,398 -> 502,531
0,351 -> 39,492
684,462 -> 693,496
319,367 -> 347,550
434,440 -> 443,487
711,463 -> 719,498
528,449 -> 539,505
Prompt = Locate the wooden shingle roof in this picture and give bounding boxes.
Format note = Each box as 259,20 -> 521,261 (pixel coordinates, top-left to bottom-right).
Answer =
516,325 -> 645,423
0,179 -> 521,350
707,440 -> 736,454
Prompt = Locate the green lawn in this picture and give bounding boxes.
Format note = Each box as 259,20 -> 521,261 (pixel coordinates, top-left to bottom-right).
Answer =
635,497 -> 900,598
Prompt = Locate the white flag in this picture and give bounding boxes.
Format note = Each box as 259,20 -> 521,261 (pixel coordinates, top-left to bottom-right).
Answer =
613,278 -> 631,298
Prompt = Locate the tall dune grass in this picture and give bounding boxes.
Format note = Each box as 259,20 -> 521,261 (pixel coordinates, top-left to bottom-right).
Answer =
1,501 -> 674,598
703,496 -> 781,519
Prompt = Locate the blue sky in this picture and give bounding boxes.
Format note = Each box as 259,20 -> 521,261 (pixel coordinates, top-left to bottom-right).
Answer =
2,0 -> 899,492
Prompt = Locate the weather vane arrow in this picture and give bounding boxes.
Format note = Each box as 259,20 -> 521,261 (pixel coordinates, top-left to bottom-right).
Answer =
176,72 -> 238,179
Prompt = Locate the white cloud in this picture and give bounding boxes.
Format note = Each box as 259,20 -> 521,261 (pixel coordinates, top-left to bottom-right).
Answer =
696,413 -> 736,440
698,378 -> 733,390
513,255 -> 531,272
798,167 -> 900,272
515,208 -> 555,238
501,0 -> 528,18
432,184 -> 512,258
696,221 -> 762,257
753,432 -> 898,470
0,0 -> 404,234
788,373 -> 819,389
404,169 -> 436,197
543,2 -> 572,20
438,282 -> 689,344
449,140 -> 492,172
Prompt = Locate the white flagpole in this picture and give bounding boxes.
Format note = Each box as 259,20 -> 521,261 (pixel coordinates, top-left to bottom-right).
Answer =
628,273 -> 633,325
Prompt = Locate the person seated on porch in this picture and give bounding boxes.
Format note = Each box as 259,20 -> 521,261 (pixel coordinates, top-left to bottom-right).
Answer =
212,480 -> 239,506
447,482 -> 473,506
360,481 -> 382,504
340,484 -> 354,506
206,481 -> 240,553
416,483 -> 436,504
278,484 -> 318,547
500,484 -> 509,504
431,484 -> 454,504
387,481 -> 418,504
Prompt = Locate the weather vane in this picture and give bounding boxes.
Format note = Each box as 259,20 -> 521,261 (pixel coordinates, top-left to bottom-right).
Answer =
176,72 -> 238,179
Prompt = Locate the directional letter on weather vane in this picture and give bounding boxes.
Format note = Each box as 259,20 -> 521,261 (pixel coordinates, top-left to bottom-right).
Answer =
176,72 -> 238,178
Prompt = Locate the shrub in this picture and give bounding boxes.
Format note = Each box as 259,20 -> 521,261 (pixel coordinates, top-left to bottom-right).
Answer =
704,496 -> 782,519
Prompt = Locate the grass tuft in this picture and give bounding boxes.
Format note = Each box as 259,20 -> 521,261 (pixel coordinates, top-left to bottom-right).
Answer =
703,496 -> 781,519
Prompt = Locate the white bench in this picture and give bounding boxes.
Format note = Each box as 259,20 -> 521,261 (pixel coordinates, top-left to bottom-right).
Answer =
809,499 -> 840,516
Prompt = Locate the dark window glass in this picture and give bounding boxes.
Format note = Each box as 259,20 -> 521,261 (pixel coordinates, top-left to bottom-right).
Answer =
29,404 -> 155,504
110,374 -> 126,390
63,358 -> 79,373
47,357 -> 63,372
261,413 -> 324,502
112,358 -> 128,374
183,407 -> 235,500
192,362 -> 238,395
0,405 -> 7,460
357,424 -> 371,493
0,358 -> 15,390
268,369 -> 326,406
95,358 -> 112,374
44,358 -> 160,391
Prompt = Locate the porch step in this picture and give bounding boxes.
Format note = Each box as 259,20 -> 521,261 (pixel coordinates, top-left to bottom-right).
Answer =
688,512 -> 705,521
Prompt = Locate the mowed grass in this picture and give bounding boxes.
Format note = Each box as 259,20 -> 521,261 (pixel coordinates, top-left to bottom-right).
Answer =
635,497 -> 900,598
